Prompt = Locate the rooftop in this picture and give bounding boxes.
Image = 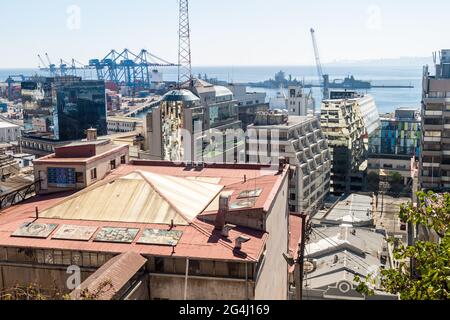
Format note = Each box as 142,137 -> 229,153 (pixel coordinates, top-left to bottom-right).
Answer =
304,226 -> 389,292
0,161 -> 287,263
314,194 -> 374,227
33,139 -> 128,164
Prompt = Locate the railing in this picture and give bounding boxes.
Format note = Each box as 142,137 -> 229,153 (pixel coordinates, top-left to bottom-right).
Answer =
0,179 -> 42,211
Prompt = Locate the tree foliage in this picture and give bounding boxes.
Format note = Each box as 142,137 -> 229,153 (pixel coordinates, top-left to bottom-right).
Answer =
356,191 -> 450,300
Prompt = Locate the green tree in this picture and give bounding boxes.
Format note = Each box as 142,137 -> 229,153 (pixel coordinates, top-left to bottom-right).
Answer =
389,172 -> 404,195
356,191 -> 450,300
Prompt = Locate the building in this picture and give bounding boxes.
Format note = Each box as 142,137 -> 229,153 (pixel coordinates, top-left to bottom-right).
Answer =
0,158 -> 299,300
245,112 -> 331,216
107,116 -> 144,135
369,107 -> 421,188
21,77 -> 107,142
321,91 -> 380,195
0,120 -> 20,143
420,49 -> 450,191
226,83 -> 269,129
11,153 -> 35,169
288,86 -> 315,117
145,81 -> 242,163
34,134 -> 129,195
313,194 -> 376,228
303,226 -> 396,300
53,80 -> 107,141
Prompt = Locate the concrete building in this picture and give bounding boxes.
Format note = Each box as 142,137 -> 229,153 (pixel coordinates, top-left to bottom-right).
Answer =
0,158 -> 300,300
34,136 -> 129,195
303,226 -> 396,300
226,83 -> 269,129
107,116 -> 144,135
288,86 -> 315,117
369,107 -> 421,189
245,112 -> 331,216
321,91 -> 380,195
0,120 -> 21,143
420,49 -> 450,191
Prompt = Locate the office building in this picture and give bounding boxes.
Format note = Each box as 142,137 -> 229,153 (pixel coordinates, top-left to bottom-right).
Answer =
53,80 -> 107,141
245,112 -> 331,216
369,107 -> 421,188
420,49 -> 450,191
321,91 -> 380,195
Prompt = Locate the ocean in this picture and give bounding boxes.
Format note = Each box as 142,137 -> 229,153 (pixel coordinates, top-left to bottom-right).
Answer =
0,65 -> 423,114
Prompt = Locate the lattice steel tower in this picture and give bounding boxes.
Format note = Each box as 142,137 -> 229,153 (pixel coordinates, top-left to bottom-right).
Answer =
178,0 -> 193,87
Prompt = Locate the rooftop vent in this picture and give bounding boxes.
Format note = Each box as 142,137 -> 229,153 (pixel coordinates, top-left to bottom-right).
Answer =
235,235 -> 250,250
222,224 -> 236,238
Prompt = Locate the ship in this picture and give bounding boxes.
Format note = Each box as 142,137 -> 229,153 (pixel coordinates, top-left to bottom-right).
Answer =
328,75 -> 371,89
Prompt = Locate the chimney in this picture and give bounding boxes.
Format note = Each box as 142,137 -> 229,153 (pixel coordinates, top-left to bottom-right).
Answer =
215,194 -> 230,231
86,128 -> 98,141
235,235 -> 250,250
278,157 -> 286,173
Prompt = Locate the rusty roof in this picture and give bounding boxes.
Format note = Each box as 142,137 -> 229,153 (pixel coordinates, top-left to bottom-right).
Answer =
70,251 -> 147,300
0,161 -> 287,263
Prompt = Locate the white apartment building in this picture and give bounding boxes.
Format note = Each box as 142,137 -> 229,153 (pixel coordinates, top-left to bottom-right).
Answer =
288,86 -> 315,117
244,112 -> 331,216
0,120 -> 21,143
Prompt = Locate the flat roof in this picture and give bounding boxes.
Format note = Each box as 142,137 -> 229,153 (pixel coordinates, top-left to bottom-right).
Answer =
0,161 -> 287,262
250,116 -> 314,130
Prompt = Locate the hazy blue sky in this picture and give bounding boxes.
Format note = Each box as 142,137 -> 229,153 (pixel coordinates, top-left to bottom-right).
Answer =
0,0 -> 448,68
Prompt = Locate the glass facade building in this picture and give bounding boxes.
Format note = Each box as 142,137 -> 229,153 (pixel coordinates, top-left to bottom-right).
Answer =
369,109 -> 421,158
53,80 -> 107,141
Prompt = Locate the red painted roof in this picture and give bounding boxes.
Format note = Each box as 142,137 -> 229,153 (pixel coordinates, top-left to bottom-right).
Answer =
0,162 -> 287,263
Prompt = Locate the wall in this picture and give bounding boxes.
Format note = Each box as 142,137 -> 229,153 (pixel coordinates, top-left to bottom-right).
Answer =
149,274 -> 254,300
254,174 -> 289,300
0,264 -> 92,295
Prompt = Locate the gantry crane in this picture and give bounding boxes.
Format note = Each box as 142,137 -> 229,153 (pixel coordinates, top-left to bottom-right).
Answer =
310,28 -> 329,100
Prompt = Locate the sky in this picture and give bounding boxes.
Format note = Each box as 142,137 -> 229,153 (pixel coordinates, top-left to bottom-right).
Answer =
0,0 -> 449,68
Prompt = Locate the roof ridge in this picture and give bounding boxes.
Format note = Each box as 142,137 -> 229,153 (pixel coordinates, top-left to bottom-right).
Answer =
135,171 -> 191,224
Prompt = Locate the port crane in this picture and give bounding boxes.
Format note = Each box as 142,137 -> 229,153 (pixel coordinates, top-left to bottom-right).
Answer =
310,28 -> 329,99
88,48 -> 177,89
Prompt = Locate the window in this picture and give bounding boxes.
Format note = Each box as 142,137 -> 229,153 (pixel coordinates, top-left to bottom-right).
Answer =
121,155 -> 126,164
110,160 -> 116,170
90,168 -> 97,180
155,257 -> 164,273
76,172 -> 84,184
189,260 -> 201,275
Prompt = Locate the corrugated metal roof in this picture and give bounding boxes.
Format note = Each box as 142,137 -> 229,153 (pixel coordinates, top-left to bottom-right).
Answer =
70,251 -> 147,300
40,171 -> 224,225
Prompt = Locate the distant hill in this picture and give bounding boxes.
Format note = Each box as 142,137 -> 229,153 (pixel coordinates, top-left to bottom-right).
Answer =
325,56 -> 434,67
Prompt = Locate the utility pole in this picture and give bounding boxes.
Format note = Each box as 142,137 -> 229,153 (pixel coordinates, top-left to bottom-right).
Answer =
178,0 -> 193,87
296,214 -> 308,300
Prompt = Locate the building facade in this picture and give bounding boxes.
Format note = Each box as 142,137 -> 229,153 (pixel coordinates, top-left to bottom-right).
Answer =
226,83 -> 269,129
245,112 -> 331,216
288,86 -> 315,117
420,49 -> 450,191
53,80 -> 107,141
321,91 -> 380,195
369,108 -> 421,188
